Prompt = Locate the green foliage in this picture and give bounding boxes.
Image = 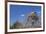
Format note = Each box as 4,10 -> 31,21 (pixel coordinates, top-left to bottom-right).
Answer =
10,21 -> 23,29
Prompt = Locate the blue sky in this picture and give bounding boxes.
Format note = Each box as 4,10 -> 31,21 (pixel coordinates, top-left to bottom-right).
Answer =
10,5 -> 41,24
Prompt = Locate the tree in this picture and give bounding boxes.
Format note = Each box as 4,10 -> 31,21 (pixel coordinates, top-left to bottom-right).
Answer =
10,21 -> 23,29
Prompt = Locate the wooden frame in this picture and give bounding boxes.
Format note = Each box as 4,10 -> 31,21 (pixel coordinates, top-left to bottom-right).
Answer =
5,0 -> 45,34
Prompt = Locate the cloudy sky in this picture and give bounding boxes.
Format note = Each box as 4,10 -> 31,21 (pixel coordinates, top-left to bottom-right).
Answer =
10,5 -> 41,24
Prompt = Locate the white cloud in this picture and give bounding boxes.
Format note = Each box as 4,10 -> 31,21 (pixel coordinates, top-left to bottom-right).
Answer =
21,14 -> 25,16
